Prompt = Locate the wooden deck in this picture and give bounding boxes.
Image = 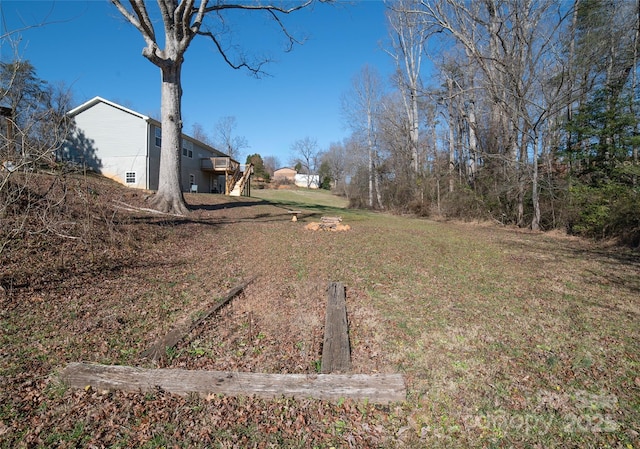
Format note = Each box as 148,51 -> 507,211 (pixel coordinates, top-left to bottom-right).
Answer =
200,157 -> 239,173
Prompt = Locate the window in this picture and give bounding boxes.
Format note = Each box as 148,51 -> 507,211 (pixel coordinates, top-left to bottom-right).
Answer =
155,127 -> 161,147
125,172 -> 136,184
183,140 -> 193,158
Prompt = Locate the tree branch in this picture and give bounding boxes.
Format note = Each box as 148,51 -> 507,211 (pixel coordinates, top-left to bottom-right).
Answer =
202,1 -> 314,14
111,0 -> 165,65
130,0 -> 157,42
195,1 -> 319,75
265,8 -> 306,52
196,29 -> 271,76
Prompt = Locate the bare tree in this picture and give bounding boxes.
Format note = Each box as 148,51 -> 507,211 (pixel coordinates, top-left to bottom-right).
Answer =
213,116 -> 248,161
1,58 -> 75,258
418,0 -> 573,228
341,65 -> 385,208
419,0 -> 521,220
1,61 -> 73,172
111,0 -> 321,214
262,155 -> 280,178
290,136 -> 320,187
385,0 -> 428,175
190,122 -> 212,146
322,141 -> 348,194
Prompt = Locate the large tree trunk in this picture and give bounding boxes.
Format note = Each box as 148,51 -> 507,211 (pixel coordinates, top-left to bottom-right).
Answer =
447,78 -> 455,192
467,98 -> 478,184
516,126 -> 528,227
531,133 -> 541,231
374,158 -> 384,210
409,87 -> 419,174
367,106 -> 376,209
149,64 -> 189,215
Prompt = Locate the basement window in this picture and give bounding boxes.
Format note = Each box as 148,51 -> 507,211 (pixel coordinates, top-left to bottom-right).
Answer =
125,172 -> 136,184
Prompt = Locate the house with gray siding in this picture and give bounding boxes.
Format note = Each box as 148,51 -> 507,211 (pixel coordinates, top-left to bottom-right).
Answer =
62,97 -> 250,195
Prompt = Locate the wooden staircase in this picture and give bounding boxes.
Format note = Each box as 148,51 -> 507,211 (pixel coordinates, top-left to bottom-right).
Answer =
200,157 -> 252,196
229,163 -> 252,197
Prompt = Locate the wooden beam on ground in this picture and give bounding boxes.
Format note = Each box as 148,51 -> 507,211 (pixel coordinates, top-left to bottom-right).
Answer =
319,216 -> 340,230
321,282 -> 351,374
60,362 -> 406,404
141,277 -> 255,361
321,216 -> 342,224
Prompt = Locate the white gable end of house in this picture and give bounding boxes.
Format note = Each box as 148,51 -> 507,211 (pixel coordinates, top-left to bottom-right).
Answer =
64,97 -> 155,189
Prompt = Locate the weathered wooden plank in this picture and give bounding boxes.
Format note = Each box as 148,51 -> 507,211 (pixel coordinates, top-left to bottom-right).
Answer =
141,277 -> 255,361
321,282 -> 351,374
321,216 -> 342,223
59,362 -> 406,404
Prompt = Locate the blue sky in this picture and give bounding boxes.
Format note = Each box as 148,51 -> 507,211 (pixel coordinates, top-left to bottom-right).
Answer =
1,0 -> 398,165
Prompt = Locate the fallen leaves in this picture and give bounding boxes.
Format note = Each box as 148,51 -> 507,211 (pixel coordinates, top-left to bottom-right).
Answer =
0,175 -> 394,447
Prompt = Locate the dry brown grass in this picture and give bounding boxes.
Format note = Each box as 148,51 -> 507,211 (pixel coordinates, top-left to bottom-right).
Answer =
1,173 -> 639,448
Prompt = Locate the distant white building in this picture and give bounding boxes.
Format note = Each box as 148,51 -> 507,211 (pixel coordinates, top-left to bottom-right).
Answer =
294,173 -> 320,189
62,97 -> 250,195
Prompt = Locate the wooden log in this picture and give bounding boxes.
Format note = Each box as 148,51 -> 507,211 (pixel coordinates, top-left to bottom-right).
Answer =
141,277 -> 255,361
321,282 -> 351,374
319,217 -> 344,231
321,216 -> 342,223
59,362 -> 406,404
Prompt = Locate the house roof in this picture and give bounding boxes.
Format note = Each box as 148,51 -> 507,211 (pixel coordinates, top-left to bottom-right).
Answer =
67,96 -> 159,125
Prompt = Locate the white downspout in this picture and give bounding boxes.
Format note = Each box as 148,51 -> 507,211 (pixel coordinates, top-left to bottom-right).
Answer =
145,121 -> 151,190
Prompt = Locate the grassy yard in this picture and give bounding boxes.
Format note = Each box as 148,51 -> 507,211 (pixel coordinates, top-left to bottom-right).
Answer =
253,188 -> 640,447
251,187 -> 350,210
1,180 -> 639,448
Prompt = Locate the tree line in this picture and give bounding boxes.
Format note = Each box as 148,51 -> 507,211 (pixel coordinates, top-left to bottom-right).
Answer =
317,0 -> 639,245
3,0 -> 638,245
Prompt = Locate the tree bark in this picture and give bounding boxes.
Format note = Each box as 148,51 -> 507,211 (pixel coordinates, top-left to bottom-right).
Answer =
367,109 -> 375,208
150,63 -> 189,215
467,98 -> 478,184
446,77 -> 456,193
531,133 -> 541,231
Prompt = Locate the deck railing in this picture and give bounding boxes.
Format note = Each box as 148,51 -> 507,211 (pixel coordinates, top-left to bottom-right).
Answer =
200,157 -> 239,172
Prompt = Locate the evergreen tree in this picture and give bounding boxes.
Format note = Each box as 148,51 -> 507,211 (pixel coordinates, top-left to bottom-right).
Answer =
246,153 -> 269,181
560,0 -> 640,243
